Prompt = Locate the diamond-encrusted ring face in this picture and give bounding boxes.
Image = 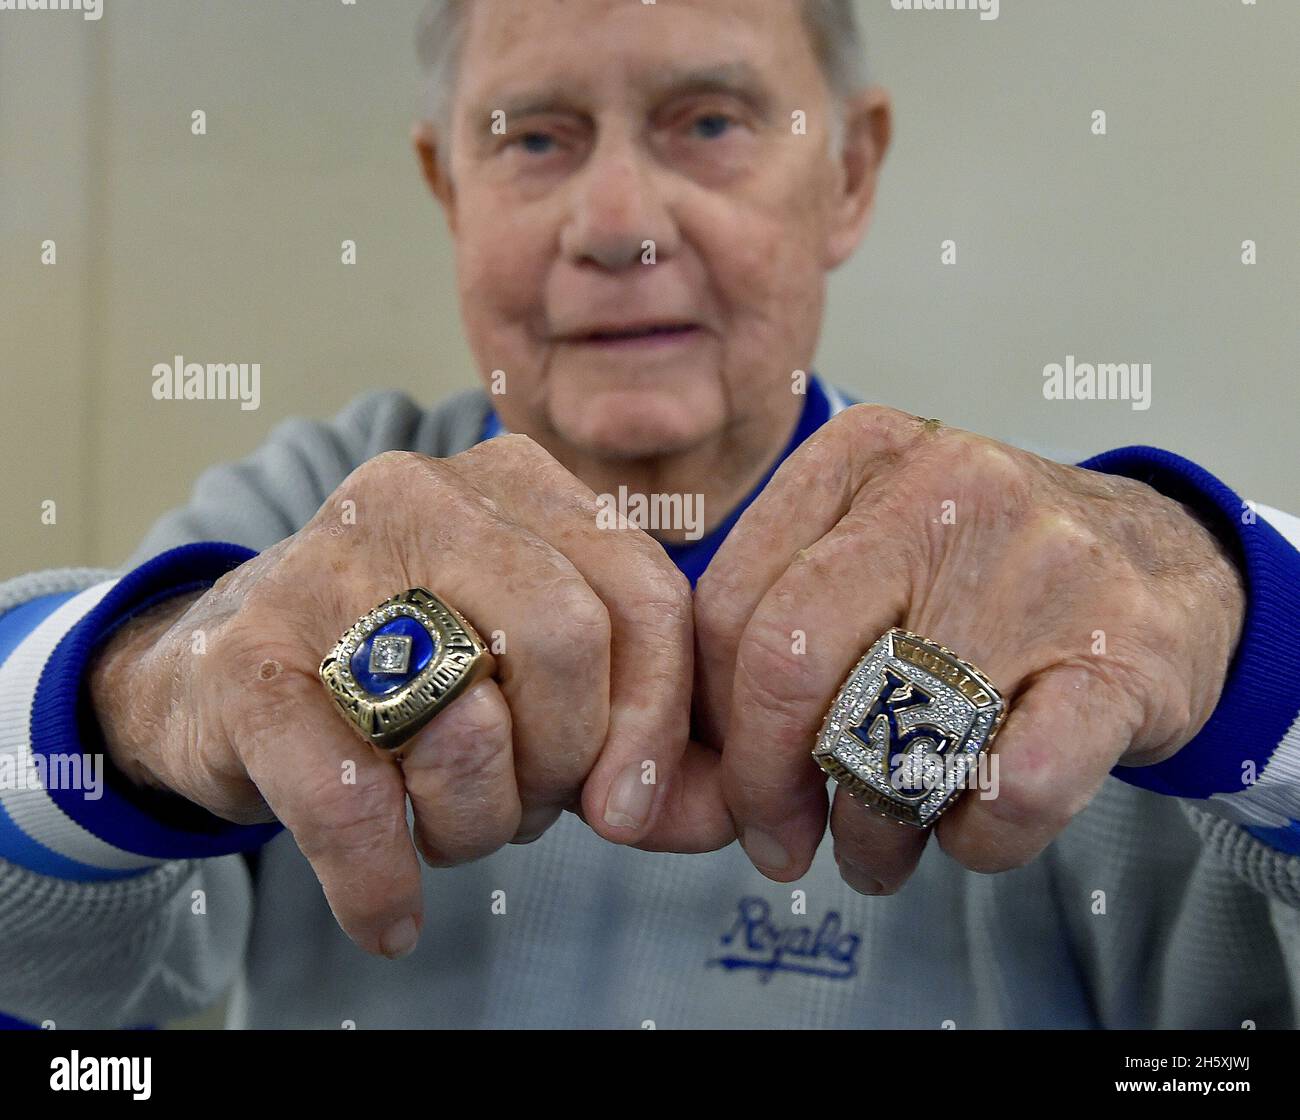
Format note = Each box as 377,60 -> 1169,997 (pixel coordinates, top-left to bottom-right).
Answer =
319,587 -> 495,753
812,628 -> 1006,827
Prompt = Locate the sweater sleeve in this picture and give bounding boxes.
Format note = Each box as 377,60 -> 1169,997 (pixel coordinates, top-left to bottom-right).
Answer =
0,545 -> 280,885
0,566 -> 258,1029
1078,445 -> 1300,904
0,388 -> 465,1027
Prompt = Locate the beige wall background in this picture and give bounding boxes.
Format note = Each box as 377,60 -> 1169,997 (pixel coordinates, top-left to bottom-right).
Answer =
2,0 -> 1297,583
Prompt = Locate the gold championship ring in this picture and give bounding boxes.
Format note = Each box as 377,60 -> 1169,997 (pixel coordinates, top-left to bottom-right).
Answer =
319,587 -> 495,756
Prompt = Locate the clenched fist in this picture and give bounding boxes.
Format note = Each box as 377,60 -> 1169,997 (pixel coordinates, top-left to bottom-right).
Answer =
89,436 -> 730,960
693,405 -> 1246,894
90,406 -> 1248,954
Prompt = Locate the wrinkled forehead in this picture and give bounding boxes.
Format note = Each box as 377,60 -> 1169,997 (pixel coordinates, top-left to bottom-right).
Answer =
454,0 -> 820,114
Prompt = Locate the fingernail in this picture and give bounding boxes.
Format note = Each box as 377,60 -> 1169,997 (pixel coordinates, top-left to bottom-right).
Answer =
380,916 -> 418,959
512,804 -> 561,844
837,857 -> 885,896
603,763 -> 655,831
742,827 -> 791,874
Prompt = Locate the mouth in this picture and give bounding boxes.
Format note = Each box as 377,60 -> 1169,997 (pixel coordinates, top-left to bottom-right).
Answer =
564,322 -> 704,349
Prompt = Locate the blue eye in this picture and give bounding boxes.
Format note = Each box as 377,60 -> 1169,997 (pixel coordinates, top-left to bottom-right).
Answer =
518,132 -> 554,154
692,114 -> 733,139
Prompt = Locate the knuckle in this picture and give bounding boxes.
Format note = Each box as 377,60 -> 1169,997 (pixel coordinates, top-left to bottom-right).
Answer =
734,772 -> 823,817
938,824 -> 1038,874
413,805 -> 519,869
734,615 -> 823,713
426,735 -> 508,791
490,432 -> 549,459
955,435 -> 1020,478
518,754 -> 588,801
418,826 -> 509,873
784,424 -> 841,476
541,578 -> 612,654
216,657 -> 329,773
417,696 -> 512,785
344,450 -> 482,525
201,624 -> 280,720
1162,687 -> 1196,741
962,756 -> 1074,849
1123,584 -> 1175,635
630,558 -> 693,626
936,437 -> 1035,515
417,802 -> 518,866
694,567 -> 749,647
1022,509 -> 1107,572
1071,653 -> 1149,732
511,805 -> 563,845
1100,650 -> 1193,743
293,772 -> 403,864
447,681 -> 513,742
839,505 -> 923,586
816,404 -> 916,474
836,402 -> 916,446
455,432 -> 553,475
350,448 -> 435,493
975,444 -> 1031,503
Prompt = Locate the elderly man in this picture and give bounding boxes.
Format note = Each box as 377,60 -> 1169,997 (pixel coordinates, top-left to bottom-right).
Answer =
1,0 -> 1298,1030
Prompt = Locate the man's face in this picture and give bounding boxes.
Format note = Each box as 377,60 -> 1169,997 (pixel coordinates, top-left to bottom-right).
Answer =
435,0 -> 864,461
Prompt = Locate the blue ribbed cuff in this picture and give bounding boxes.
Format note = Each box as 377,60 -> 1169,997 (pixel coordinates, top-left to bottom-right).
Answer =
32,542 -> 283,861
1078,446 -> 1300,800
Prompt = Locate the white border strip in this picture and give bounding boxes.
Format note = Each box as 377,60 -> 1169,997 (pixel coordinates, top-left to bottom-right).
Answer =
1204,504 -> 1300,828
0,581 -> 163,871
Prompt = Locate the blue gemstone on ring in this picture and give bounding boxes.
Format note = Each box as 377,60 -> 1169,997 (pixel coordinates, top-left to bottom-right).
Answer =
350,616 -> 437,696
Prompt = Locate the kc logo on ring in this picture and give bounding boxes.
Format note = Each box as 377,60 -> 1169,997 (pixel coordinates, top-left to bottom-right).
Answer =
813,628 -> 1006,827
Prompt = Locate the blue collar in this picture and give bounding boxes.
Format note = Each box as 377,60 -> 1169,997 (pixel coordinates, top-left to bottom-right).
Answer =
479,374 -> 840,586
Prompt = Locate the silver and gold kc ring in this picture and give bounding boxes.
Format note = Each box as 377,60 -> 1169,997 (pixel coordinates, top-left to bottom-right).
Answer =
319,587 -> 495,756
813,628 -> 1006,827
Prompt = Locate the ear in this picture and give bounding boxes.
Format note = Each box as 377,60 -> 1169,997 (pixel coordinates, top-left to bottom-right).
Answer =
823,85 -> 892,270
412,119 -> 458,233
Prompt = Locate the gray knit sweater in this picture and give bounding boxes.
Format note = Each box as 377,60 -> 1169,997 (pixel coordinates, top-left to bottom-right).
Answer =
3,387 -> 1298,1029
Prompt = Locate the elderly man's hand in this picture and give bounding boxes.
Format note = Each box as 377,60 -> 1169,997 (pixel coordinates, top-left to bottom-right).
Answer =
89,434 -> 732,960
693,404 -> 1247,893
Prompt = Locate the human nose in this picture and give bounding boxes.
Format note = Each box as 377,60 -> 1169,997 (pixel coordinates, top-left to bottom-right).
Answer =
559,131 -> 677,270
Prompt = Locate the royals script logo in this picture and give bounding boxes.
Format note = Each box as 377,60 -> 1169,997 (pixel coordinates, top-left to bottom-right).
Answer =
708,897 -> 861,982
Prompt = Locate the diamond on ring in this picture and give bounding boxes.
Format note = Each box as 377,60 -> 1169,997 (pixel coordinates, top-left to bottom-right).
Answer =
369,633 -> 413,675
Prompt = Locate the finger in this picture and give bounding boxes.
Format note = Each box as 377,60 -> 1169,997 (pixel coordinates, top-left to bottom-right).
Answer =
695,404 -> 925,748
935,663 -> 1142,872
719,508 -> 914,880
399,678 -> 522,866
445,437 -> 711,847
421,524 -> 610,822
327,451 -> 615,828
233,666 -> 424,960
830,788 -> 929,894
633,741 -> 734,853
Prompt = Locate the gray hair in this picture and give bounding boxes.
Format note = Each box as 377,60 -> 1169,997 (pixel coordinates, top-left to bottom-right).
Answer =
416,0 -> 869,166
